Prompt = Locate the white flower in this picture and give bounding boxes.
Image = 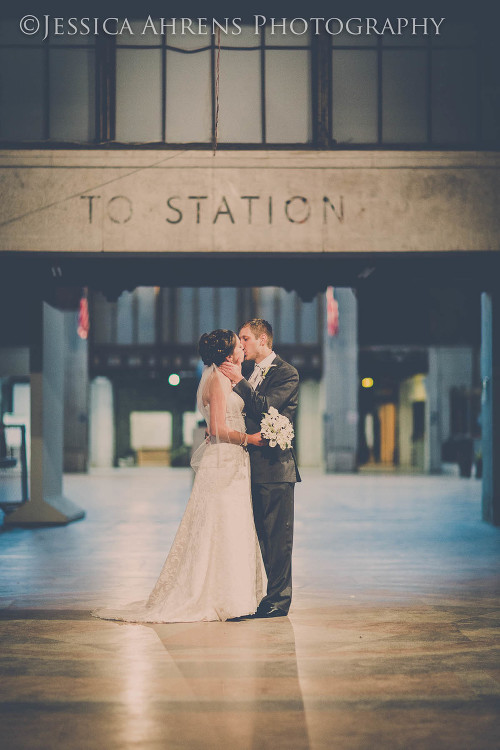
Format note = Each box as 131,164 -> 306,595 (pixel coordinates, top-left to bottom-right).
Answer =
261,364 -> 276,380
260,408 -> 294,450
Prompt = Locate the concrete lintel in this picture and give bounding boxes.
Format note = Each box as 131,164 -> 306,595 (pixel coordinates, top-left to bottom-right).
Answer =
1,150 -> 499,255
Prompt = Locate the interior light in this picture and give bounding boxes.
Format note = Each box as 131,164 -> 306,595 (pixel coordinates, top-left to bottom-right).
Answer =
361,377 -> 374,388
168,373 -> 180,386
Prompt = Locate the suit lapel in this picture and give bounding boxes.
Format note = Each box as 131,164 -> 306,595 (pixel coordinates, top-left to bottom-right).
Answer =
256,356 -> 282,393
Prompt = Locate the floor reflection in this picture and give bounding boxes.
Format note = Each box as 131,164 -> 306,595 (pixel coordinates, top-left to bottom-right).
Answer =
147,617 -> 311,749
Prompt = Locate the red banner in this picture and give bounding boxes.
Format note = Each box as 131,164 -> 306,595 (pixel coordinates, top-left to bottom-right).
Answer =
326,286 -> 339,337
77,289 -> 89,340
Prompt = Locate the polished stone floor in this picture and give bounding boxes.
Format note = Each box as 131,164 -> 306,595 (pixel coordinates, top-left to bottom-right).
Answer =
1,469 -> 499,749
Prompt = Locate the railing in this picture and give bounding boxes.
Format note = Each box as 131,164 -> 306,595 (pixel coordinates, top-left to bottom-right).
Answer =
0,424 -> 29,513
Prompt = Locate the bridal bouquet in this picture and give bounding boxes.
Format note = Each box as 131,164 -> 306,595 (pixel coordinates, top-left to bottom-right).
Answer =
260,407 -> 294,450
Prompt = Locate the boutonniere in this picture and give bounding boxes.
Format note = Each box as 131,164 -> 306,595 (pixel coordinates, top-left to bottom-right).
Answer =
261,364 -> 277,380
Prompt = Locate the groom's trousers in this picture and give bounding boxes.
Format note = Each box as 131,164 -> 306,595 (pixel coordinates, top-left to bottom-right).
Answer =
251,481 -> 294,614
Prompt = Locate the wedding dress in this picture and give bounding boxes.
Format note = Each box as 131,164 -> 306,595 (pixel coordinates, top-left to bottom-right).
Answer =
92,365 -> 266,623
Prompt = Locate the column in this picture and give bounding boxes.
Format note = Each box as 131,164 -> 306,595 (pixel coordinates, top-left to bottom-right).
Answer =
323,288 -> 358,472
89,377 -> 115,468
296,379 -> 323,468
4,300 -> 85,526
481,290 -> 500,525
426,349 -> 442,474
63,311 -> 89,472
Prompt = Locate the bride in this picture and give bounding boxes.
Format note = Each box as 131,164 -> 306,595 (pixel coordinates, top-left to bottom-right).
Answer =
92,329 -> 266,623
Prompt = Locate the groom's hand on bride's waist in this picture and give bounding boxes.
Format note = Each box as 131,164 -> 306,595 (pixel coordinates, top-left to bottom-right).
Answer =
219,362 -> 243,384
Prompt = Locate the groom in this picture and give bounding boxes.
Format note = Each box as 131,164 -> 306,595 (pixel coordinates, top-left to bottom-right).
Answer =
220,318 -> 301,618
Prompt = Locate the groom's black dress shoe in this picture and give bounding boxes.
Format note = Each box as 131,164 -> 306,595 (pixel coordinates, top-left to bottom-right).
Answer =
258,608 -> 288,618
246,605 -> 288,619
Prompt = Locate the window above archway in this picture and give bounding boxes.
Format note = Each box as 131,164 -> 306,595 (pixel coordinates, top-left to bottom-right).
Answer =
0,17 -> 498,149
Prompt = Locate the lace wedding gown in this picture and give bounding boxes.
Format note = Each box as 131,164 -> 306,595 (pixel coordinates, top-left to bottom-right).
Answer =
92,365 -> 266,623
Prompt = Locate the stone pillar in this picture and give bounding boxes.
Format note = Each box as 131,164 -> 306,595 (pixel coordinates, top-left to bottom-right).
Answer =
63,311 -> 89,472
89,377 -> 115,468
297,379 -> 322,468
4,301 -> 85,526
426,349 -> 442,474
323,288 -> 358,472
481,290 -> 500,526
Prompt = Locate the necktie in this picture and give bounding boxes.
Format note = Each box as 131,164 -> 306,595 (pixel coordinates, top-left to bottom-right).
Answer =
248,364 -> 263,388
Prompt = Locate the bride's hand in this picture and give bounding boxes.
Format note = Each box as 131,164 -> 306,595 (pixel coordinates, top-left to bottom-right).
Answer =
219,361 -> 242,384
247,432 -> 267,447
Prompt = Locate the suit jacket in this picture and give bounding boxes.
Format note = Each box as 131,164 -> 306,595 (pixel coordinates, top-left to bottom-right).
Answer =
234,355 -> 301,484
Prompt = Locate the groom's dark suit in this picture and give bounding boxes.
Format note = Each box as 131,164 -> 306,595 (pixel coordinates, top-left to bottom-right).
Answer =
234,355 -> 301,615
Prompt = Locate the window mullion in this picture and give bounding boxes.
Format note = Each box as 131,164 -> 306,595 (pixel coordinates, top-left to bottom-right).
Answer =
377,37 -> 383,144
162,36 -> 167,143
96,35 -> 115,143
43,39 -> 50,140
313,29 -> 331,148
261,28 -> 266,144
211,35 -> 216,147
475,38 -> 483,147
427,38 -> 432,145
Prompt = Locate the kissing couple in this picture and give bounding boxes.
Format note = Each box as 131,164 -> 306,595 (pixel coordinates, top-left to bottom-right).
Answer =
93,318 -> 301,623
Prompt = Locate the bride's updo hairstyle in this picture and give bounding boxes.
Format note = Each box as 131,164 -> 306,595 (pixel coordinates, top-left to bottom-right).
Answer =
198,329 -> 236,367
